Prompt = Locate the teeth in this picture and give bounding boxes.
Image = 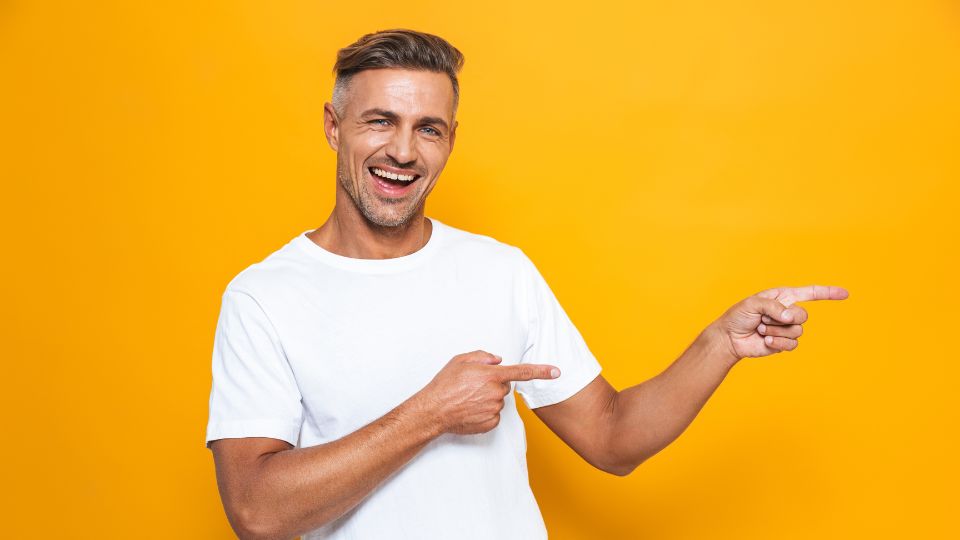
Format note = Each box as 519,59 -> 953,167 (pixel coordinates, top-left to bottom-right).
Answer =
372,167 -> 415,182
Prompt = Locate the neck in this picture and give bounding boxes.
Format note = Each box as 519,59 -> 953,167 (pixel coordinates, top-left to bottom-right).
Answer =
306,196 -> 432,260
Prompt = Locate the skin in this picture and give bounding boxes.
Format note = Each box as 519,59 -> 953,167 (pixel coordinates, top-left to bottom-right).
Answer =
208,67 -> 850,539
307,68 -> 458,259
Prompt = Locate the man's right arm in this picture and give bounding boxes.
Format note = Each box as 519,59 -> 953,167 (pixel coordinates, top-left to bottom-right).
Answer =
209,350 -> 560,540
211,392 -> 441,540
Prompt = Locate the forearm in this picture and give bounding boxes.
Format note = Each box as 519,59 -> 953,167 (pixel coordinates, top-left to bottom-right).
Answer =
607,323 -> 738,474
235,392 -> 442,539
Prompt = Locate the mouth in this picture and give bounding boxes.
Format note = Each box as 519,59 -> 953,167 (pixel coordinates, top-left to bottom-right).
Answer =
367,166 -> 421,197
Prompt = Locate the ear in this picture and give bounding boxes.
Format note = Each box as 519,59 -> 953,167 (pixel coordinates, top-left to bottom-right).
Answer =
449,119 -> 458,153
323,102 -> 340,152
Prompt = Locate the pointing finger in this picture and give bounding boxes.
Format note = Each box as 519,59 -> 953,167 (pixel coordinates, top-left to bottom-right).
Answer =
758,285 -> 849,307
783,285 -> 849,304
496,364 -> 561,382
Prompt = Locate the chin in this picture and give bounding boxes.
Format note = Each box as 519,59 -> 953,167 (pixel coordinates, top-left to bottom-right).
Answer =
364,207 -> 417,228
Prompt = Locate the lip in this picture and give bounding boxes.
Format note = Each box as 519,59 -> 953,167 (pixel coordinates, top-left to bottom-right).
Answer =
370,164 -> 420,177
367,166 -> 420,198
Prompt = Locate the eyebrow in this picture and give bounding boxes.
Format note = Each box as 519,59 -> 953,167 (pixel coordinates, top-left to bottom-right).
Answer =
359,108 -> 450,132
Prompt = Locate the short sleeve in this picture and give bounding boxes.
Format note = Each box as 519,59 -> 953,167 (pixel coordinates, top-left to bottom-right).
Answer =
205,289 -> 304,448
514,251 -> 603,409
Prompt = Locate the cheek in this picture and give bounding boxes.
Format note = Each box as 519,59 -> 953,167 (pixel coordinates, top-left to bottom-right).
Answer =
345,133 -> 386,161
357,131 -> 392,150
423,148 -> 450,174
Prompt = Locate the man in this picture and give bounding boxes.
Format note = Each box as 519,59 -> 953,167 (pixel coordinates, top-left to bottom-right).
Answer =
205,29 -> 849,540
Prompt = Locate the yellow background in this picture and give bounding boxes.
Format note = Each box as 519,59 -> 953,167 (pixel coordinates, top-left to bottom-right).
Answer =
2,1 -> 957,538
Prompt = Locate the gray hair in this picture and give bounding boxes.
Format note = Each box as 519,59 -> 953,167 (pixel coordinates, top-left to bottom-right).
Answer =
331,28 -> 465,117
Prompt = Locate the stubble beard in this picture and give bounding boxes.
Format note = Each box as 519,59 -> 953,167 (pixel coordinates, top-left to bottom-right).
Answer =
337,158 -> 420,229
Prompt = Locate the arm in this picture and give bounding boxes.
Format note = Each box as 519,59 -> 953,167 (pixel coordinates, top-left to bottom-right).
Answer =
531,325 -> 732,477
210,350 -> 560,540
534,285 -> 848,476
211,394 -> 440,540
603,323 -> 736,475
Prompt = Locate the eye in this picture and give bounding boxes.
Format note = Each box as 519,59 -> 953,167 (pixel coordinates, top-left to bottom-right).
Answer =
420,126 -> 441,136
369,119 -> 390,126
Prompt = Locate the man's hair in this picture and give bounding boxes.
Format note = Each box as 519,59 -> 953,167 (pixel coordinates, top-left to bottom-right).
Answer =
331,29 -> 465,116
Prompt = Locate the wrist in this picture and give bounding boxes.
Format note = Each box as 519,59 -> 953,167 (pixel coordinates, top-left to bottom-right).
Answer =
700,322 -> 741,371
402,390 -> 447,440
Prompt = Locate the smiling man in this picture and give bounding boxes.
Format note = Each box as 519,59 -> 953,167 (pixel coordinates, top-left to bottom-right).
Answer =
204,29 -> 849,540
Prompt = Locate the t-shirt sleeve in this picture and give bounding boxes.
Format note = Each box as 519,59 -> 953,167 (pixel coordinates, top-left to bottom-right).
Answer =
513,251 -> 603,409
205,289 -> 304,448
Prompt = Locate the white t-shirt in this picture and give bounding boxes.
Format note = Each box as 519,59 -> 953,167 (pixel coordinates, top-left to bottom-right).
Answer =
205,218 -> 603,539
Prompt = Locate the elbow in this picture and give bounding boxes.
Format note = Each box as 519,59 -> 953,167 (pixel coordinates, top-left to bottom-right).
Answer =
589,449 -> 644,477
232,502 -> 339,540
604,464 -> 634,477
600,458 -> 643,477
230,505 -> 285,540
596,436 -> 648,477
596,391 -> 650,476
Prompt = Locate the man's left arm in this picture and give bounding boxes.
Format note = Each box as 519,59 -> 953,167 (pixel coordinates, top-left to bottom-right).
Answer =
532,285 -> 849,476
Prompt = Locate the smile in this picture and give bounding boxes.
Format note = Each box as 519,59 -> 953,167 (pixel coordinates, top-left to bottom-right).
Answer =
368,166 -> 421,197
369,167 -> 419,183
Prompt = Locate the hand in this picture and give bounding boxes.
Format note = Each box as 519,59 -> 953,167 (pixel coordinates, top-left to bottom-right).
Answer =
709,285 -> 849,365
416,350 -> 560,435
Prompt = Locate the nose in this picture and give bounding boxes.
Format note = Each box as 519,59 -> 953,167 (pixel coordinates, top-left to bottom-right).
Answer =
384,126 -> 418,167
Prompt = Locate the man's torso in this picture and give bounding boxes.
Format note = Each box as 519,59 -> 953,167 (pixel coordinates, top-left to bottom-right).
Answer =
224,220 -> 548,539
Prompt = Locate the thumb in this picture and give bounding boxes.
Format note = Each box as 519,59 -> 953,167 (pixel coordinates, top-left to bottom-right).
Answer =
750,296 -> 798,324
459,350 -> 503,365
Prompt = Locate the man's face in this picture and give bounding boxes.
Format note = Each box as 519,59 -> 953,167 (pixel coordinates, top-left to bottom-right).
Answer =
324,68 -> 458,229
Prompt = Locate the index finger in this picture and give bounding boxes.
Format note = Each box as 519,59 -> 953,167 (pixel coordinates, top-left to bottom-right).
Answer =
758,285 -> 849,307
494,363 -> 560,382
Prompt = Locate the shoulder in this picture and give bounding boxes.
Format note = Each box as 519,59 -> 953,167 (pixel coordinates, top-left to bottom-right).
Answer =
434,219 -> 532,271
222,231 -> 312,300
438,221 -> 558,300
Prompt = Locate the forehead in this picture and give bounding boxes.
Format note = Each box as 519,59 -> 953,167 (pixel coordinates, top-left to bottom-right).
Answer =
343,68 -> 454,119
